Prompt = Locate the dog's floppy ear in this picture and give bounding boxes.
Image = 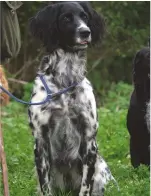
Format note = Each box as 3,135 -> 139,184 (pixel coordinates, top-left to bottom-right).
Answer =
133,47 -> 150,84
133,47 -> 150,104
79,2 -> 105,44
29,4 -> 60,52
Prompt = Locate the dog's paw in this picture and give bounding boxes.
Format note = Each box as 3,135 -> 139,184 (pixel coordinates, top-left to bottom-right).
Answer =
92,155 -> 119,194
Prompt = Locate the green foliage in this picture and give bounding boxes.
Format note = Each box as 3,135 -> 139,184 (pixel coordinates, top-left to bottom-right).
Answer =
1,103 -> 36,196
87,1 -> 149,97
1,82 -> 149,196
22,82 -> 34,102
102,81 -> 133,111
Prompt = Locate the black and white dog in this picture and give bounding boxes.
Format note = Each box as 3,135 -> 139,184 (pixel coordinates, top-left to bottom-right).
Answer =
127,47 -> 150,168
28,2 -> 115,195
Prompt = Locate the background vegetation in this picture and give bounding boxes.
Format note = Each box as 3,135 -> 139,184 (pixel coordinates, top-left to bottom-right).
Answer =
5,1 -> 150,102
1,83 -> 150,196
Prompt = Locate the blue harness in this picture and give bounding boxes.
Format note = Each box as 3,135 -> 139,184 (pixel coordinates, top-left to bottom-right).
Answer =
0,74 -> 78,106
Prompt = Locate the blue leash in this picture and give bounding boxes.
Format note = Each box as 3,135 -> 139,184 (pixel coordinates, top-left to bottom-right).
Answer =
0,74 -> 78,106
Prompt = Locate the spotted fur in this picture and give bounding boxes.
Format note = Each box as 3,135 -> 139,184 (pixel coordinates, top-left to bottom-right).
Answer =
29,2 -> 115,195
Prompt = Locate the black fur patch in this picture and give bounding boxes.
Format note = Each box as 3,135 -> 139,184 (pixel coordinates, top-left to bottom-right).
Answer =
41,124 -> 49,141
90,111 -> 94,119
29,122 -> 35,130
41,105 -> 47,111
40,86 -> 45,91
71,92 -> 76,100
93,124 -> 97,130
34,114 -> 38,121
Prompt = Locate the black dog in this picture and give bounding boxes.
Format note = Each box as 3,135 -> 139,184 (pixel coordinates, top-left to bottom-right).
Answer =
127,47 -> 150,168
28,2 -> 115,196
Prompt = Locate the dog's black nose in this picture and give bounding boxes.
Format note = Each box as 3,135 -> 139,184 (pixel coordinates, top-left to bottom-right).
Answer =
79,28 -> 90,39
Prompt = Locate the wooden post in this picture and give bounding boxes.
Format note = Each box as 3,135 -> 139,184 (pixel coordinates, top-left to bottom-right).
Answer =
0,122 -> 9,196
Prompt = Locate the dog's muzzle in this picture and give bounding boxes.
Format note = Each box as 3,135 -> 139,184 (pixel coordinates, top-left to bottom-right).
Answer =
75,26 -> 91,49
79,27 -> 90,39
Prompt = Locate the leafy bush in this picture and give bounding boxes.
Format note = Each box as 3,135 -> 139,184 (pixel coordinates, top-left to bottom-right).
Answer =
102,81 -> 133,110
22,82 -> 33,102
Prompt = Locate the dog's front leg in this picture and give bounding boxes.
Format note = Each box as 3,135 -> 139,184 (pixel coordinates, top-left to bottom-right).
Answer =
79,136 -> 98,196
34,139 -> 52,196
79,140 -> 113,196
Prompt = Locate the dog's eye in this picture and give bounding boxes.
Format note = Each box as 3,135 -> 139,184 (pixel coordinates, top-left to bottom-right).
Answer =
63,16 -> 71,23
81,13 -> 88,22
83,15 -> 88,20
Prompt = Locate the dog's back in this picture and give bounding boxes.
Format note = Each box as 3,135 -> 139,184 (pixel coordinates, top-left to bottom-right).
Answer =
127,47 -> 150,168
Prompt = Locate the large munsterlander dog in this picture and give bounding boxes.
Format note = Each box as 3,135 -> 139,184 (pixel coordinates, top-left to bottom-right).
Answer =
28,2 -> 115,195
127,47 -> 150,168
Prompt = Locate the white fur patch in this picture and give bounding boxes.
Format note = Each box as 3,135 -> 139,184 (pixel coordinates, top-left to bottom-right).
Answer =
77,20 -> 89,30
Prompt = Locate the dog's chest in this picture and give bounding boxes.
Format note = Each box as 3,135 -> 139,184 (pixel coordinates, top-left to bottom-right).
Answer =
30,76 -> 96,121
29,77 -> 97,163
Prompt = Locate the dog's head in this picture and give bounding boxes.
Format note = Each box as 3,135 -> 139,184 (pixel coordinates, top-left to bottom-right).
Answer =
133,47 -> 150,102
29,2 -> 105,52
133,47 -> 150,83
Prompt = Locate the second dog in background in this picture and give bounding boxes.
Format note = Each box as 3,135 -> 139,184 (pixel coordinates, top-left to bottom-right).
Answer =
127,46 -> 150,168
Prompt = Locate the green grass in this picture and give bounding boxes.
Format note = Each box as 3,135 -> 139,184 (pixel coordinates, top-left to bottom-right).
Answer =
0,82 -> 150,196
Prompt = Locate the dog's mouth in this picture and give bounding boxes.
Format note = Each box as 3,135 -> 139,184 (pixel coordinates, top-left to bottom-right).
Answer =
75,36 -> 91,47
80,41 -> 88,45
76,40 -> 90,49
66,39 -> 90,51
75,40 -> 90,49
